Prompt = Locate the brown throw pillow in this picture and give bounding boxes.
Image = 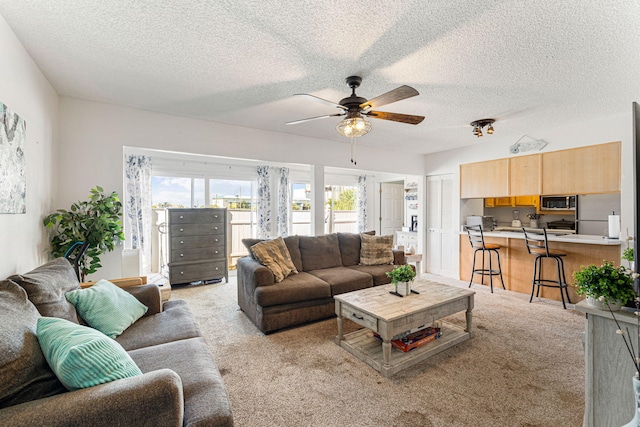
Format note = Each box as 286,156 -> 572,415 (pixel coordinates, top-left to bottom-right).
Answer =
251,237 -> 298,282
359,234 -> 394,266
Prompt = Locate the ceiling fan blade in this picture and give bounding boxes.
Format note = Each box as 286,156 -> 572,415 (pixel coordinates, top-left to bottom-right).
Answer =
286,113 -> 345,125
294,94 -> 348,110
364,110 -> 425,125
360,85 -> 419,110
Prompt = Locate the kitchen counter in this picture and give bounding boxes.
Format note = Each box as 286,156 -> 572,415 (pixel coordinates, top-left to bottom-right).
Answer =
459,229 -> 623,303
473,230 -> 622,246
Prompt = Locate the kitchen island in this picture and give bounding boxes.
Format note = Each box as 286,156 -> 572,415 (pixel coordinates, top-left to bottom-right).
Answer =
459,230 -> 623,303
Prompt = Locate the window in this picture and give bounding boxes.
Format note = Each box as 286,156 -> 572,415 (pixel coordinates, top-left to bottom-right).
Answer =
325,185 -> 357,233
291,182 -> 311,236
151,176 -> 204,208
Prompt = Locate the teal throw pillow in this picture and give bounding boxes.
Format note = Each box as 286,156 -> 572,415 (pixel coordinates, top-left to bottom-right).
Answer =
65,279 -> 148,338
36,317 -> 142,390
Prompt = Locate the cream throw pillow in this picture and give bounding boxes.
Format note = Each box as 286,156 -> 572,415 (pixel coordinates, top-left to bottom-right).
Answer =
251,237 -> 298,282
359,233 -> 394,265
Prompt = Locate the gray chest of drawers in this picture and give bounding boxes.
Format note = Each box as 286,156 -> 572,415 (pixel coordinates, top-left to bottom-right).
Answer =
167,208 -> 228,285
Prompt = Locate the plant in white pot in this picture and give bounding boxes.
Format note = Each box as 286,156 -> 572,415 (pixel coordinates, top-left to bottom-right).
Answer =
573,260 -> 635,310
386,264 -> 416,296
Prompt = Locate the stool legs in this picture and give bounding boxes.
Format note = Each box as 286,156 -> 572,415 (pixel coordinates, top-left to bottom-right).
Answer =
470,248 -> 504,293
529,255 -> 571,309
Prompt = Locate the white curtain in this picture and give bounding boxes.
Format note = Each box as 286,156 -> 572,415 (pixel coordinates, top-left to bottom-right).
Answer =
125,154 -> 152,273
256,166 -> 271,239
277,167 -> 290,237
357,174 -> 367,232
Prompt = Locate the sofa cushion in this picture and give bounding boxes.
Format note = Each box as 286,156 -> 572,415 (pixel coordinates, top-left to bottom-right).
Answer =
348,264 -> 395,286
9,257 -> 81,323
116,300 -> 202,351
250,237 -> 298,283
338,231 -> 375,266
242,236 -> 303,272
307,267 -> 374,295
299,234 -> 343,271
129,337 -> 234,427
65,279 -> 148,338
359,234 -> 394,266
36,317 -> 142,391
255,272 -> 331,307
0,280 -> 65,409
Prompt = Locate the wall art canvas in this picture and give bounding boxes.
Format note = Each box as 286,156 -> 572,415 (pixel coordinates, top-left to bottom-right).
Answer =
0,102 -> 26,214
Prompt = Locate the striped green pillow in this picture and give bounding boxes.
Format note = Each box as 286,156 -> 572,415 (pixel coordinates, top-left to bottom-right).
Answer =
65,279 -> 148,338
36,317 -> 142,390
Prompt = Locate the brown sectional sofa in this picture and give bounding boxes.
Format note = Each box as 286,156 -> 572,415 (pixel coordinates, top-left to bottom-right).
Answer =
0,258 -> 233,427
237,232 -> 405,333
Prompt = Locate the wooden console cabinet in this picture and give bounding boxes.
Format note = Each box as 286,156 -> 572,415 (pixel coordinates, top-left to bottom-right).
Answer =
167,208 -> 228,285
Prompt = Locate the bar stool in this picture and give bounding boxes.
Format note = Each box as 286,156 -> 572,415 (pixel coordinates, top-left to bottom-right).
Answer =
522,227 -> 572,309
465,225 -> 505,293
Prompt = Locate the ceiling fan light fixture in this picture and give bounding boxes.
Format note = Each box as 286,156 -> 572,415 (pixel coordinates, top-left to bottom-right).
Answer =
336,115 -> 371,138
470,118 -> 496,138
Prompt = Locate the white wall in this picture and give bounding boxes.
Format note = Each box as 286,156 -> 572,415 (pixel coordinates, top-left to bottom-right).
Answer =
0,15 -> 59,277
58,97 -> 426,279
424,112 -> 634,278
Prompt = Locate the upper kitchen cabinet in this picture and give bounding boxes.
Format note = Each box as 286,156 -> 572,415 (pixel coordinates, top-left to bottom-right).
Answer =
541,141 -> 620,195
460,158 -> 509,198
509,154 -> 541,196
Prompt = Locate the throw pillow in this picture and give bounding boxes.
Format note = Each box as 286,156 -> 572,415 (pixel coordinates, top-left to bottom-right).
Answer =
9,258 -> 81,323
0,280 -> 65,409
359,233 -> 394,266
65,279 -> 148,339
37,317 -> 142,391
250,237 -> 298,282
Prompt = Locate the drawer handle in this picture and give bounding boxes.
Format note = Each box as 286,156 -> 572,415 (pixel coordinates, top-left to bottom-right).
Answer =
180,241 -> 184,244
214,238 -> 219,242
352,313 -> 364,320
215,267 -> 219,271
180,271 -> 184,275
180,228 -> 184,232
180,253 -> 184,257
214,226 -> 218,230
214,215 -> 218,218
179,215 -> 184,219
214,250 -> 218,254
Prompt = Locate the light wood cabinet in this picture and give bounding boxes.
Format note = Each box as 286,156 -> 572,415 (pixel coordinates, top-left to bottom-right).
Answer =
460,158 -> 509,198
541,141 -> 620,195
510,154 -> 541,196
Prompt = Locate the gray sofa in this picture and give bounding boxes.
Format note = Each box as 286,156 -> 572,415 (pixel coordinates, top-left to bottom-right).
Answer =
0,258 -> 233,427
237,232 -> 405,333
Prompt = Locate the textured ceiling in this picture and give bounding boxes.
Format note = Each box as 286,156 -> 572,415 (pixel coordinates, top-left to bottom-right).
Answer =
1,1 -> 640,155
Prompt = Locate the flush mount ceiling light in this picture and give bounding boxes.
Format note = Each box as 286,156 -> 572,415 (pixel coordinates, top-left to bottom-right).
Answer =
470,118 -> 495,138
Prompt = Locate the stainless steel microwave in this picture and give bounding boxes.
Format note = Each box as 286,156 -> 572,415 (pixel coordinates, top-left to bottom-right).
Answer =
540,195 -> 577,210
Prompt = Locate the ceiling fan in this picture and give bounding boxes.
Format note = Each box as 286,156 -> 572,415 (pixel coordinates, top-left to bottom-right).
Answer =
286,76 -> 425,164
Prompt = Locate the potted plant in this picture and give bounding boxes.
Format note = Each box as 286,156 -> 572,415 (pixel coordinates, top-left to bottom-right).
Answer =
573,260 -> 635,310
386,264 -> 416,296
43,186 -> 125,281
623,246 -> 634,270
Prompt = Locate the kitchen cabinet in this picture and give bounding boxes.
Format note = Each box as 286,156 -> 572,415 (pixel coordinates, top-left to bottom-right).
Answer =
484,195 -> 539,209
541,141 -> 620,195
510,154 -> 541,196
460,158 -> 509,198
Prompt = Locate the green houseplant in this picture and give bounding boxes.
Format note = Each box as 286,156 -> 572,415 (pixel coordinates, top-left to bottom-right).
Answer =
573,260 -> 635,309
43,186 -> 125,280
386,264 -> 416,296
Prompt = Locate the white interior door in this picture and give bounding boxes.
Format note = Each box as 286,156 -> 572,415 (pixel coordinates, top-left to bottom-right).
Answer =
426,174 -> 456,277
379,182 -> 404,238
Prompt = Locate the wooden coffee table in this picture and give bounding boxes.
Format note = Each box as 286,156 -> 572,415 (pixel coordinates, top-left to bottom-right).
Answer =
335,280 -> 474,378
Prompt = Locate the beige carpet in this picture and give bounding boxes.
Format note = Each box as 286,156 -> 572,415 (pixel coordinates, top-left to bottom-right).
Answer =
171,274 -> 585,427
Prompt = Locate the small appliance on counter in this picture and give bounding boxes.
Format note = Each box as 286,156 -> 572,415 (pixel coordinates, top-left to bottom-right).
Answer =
511,210 -> 521,228
466,215 -> 494,231
546,219 -> 576,231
